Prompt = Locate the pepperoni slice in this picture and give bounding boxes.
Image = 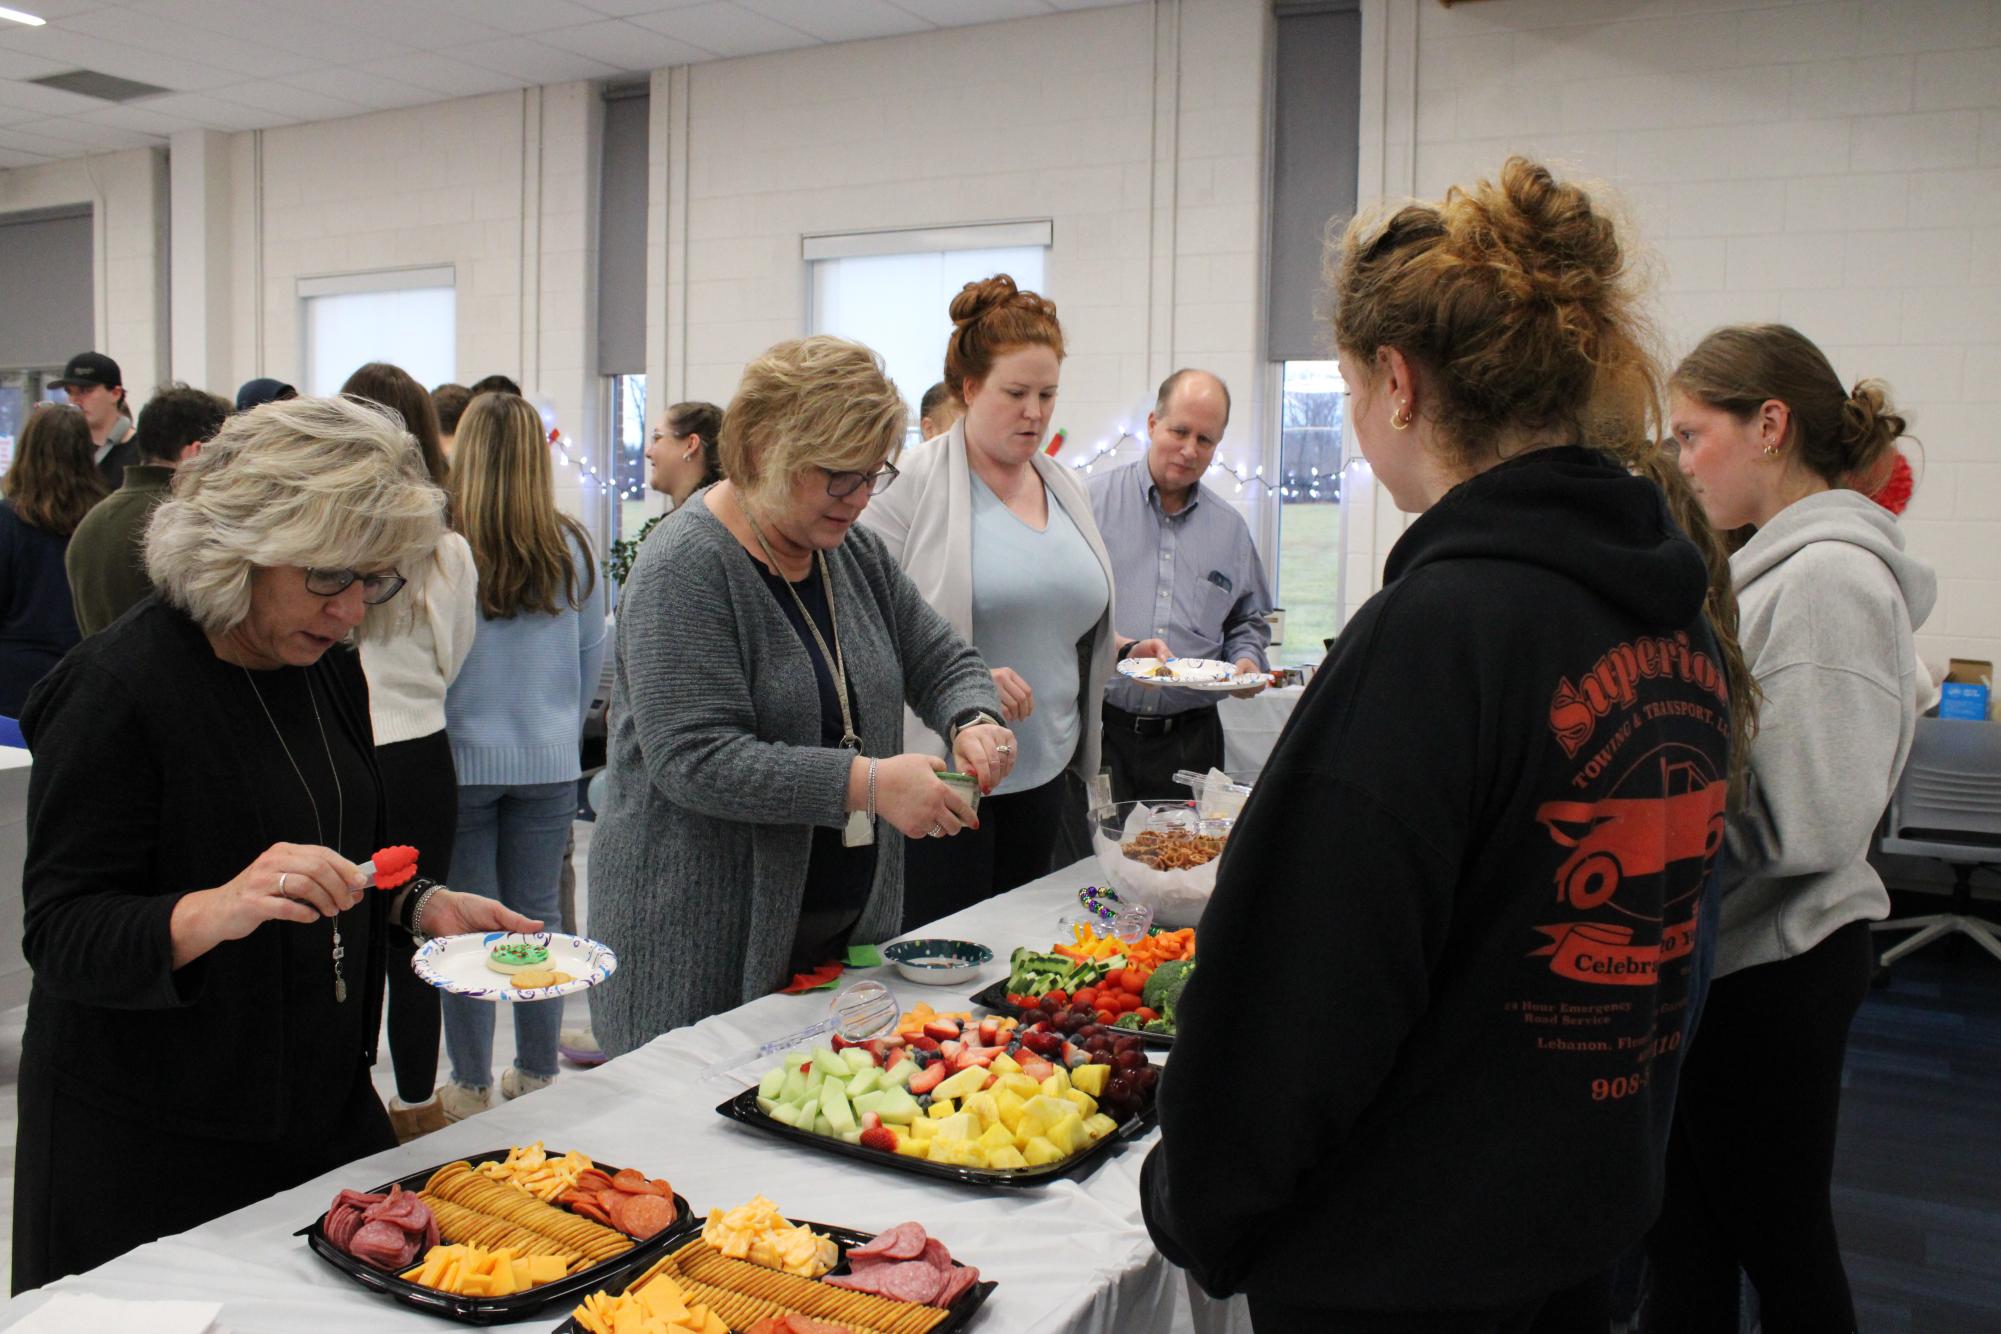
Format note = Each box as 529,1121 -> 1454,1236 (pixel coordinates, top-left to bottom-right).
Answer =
610,1168 -> 650,1193
611,1191 -> 679,1240
572,1200 -> 615,1227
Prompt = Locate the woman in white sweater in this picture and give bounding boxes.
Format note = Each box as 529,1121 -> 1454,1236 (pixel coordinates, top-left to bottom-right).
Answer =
1646,324 -> 1936,1330
346,362 -> 478,1143
861,277 -> 1164,929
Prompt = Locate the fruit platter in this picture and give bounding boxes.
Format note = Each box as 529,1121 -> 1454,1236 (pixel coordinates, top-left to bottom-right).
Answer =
557,1204 -> 995,1334
970,922 -> 1196,1046
302,1144 -> 689,1323
715,1004 -> 1159,1186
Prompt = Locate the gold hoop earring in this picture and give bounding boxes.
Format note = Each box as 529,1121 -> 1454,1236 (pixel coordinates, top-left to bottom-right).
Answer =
1761,442 -> 1779,458
682,450 -> 697,461
1390,404 -> 1412,431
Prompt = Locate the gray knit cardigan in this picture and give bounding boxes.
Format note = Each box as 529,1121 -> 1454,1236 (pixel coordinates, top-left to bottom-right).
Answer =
590,498 -> 1000,1056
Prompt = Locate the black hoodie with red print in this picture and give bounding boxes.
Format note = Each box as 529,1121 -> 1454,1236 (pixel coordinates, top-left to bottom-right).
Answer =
1142,446 -> 1732,1313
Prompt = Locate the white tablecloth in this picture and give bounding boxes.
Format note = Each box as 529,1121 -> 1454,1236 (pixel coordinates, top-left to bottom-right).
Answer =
1217,685 -> 1303,779
0,863 -> 1250,1334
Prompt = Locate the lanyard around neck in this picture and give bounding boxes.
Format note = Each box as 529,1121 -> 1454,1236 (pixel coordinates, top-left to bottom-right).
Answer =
745,513 -> 860,753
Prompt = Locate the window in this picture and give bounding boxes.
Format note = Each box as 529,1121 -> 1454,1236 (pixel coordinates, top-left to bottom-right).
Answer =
807,222 -> 1051,442
298,266 -> 456,397
611,373 -> 650,544
1274,360 -> 1348,655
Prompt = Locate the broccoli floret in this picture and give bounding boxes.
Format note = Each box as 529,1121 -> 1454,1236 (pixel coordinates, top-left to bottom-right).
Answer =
1143,1017 -> 1173,1034
1112,1012 -> 1145,1030
1142,959 -> 1196,1014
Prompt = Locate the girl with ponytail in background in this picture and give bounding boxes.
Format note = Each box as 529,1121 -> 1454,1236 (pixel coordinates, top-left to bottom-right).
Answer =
1644,326 -> 1935,1332
1142,158 -> 1755,1331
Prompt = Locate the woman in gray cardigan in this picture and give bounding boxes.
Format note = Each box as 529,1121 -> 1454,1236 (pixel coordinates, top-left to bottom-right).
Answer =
590,337 -> 1014,1057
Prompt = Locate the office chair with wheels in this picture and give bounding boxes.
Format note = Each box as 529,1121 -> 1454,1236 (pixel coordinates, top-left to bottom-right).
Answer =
1874,717 -> 2001,970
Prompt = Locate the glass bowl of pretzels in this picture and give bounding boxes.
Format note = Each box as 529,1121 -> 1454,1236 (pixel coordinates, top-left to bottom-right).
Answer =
1089,800 -> 1234,929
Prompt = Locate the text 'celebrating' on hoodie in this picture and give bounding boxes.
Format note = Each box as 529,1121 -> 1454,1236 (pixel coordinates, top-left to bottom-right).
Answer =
1142,446 -> 1736,1313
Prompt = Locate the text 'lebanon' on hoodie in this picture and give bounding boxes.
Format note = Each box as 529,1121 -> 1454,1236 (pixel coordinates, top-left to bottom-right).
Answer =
1716,487 -> 1935,978
1141,446 -> 1735,1313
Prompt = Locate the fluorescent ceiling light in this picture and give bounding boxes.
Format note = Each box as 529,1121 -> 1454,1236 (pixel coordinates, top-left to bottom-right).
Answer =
0,6 -> 46,26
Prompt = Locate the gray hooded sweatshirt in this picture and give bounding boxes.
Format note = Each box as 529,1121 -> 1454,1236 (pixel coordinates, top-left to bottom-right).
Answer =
1717,488 -> 1937,977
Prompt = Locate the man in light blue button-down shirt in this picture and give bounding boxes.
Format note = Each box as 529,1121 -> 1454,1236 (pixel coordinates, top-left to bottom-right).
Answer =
1088,370 -> 1273,803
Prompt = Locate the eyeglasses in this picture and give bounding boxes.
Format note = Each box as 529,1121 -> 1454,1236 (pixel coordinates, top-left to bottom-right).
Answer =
821,462 -> 899,499
303,567 -> 407,605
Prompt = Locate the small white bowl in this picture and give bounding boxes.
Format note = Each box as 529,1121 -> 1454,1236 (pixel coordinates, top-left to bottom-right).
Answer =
881,938 -> 993,986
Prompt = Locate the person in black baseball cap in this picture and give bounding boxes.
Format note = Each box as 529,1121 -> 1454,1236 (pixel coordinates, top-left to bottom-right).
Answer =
52,352 -> 136,489
234,376 -> 297,412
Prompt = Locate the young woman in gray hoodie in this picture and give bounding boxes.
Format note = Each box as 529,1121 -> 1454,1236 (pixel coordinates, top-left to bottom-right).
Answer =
1647,324 -> 1937,1331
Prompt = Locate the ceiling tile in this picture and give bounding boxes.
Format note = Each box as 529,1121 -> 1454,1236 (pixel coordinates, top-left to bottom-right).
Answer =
134,89 -> 274,131
246,0 -> 507,52
886,0 -> 1055,24
0,43 -> 70,82
353,52 -> 526,99
0,0 -> 101,19
629,3 -> 816,59
574,0 -> 715,14
0,123 -> 96,155
0,145 -> 54,167
455,35 -> 622,84
0,76 -> 104,117
536,19 -> 713,71
134,0 -> 405,65
1043,0 -> 1138,8
73,101 -> 204,134
0,24 -> 244,92
211,79 -> 370,123
51,9 -> 322,80
12,115 -> 161,148
430,0 -> 607,35
735,0 -> 929,43
282,66 -> 439,112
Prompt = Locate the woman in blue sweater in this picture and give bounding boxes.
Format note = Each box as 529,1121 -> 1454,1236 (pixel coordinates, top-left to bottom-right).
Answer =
439,392 -> 607,1120
1,404 -> 105,715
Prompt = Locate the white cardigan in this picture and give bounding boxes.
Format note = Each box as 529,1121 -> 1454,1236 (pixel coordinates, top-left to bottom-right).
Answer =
359,531 -> 479,746
858,421 -> 1117,785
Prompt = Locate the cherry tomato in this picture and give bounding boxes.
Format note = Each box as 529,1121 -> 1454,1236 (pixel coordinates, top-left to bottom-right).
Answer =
1074,987 -> 1099,1008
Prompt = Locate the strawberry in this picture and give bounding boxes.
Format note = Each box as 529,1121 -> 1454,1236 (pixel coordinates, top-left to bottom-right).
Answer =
861,1111 -> 882,1131
830,1034 -> 855,1051
976,1017 -> 1001,1045
859,1126 -> 898,1153
922,1018 -> 961,1041
1019,1056 -> 1054,1081
908,1063 -> 949,1095
908,1035 -> 941,1053
939,1039 -> 964,1061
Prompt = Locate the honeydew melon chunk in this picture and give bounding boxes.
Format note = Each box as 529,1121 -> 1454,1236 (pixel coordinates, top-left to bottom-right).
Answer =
845,1068 -> 882,1098
875,1088 -> 921,1125
810,1047 -> 842,1076
839,1129 -> 863,1144
758,1068 -> 787,1100
756,1095 -> 778,1115
784,1050 -> 810,1071
780,1069 -> 809,1102
811,1114 -> 832,1137
853,1090 -> 886,1116
880,1060 -> 915,1090
768,1101 -> 805,1127
819,1082 -> 857,1135
1070,1063 -> 1109,1098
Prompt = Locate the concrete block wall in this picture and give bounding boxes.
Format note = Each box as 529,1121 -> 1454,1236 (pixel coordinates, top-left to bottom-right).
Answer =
1349,0 -> 2001,672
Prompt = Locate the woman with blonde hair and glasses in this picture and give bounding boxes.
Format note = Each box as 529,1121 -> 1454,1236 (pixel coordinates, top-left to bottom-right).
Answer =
1,402 -> 105,714
436,391 -> 607,1120
12,396 -> 537,1290
591,336 -> 1013,1056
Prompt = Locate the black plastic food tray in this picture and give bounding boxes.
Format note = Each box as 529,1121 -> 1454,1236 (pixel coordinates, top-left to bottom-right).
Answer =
298,1147 -> 691,1324
714,1082 -> 1156,1188
550,1217 -> 996,1333
968,978 -> 1176,1048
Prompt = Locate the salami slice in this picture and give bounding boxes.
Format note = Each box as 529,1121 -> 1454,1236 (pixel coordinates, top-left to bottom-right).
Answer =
828,1258 -> 944,1304
348,1220 -> 414,1271
935,1264 -> 979,1307
850,1221 -> 925,1261
920,1237 -> 951,1270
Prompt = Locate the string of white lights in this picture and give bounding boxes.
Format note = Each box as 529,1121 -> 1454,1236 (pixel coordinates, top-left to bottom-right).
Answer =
1063,427 -> 1350,500
550,434 -> 649,501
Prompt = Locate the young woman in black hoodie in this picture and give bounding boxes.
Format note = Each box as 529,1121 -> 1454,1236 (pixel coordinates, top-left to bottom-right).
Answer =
1141,158 -> 1757,1332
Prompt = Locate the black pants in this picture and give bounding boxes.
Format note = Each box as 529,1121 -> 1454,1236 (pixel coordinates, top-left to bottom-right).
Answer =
12,1055 -> 393,1293
1642,919 -> 1874,1333
1102,702 -> 1224,805
1248,1270 -> 1611,1333
376,729 -> 457,1104
900,774 -> 1067,932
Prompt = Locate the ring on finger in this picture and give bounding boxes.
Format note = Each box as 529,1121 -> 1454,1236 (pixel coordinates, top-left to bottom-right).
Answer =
277,872 -> 291,898
928,823 -> 944,838
996,741 -> 1014,755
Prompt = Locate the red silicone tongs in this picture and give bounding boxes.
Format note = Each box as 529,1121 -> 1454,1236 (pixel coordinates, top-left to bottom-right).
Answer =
360,845 -> 419,890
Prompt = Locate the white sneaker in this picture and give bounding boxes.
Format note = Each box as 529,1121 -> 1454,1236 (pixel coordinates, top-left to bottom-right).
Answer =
501,1067 -> 555,1101
437,1081 -> 491,1123
560,1026 -> 608,1068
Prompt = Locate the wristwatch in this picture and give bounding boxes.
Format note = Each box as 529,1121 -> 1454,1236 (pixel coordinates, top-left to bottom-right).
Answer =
948,709 -> 1001,745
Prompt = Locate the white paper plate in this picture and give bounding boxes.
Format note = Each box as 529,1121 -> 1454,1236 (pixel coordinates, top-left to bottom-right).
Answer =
412,931 -> 617,1003
1116,657 -> 1270,693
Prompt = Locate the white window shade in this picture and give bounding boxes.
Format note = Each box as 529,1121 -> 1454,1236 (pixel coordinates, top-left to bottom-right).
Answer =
299,268 -> 456,396
811,245 -> 1046,429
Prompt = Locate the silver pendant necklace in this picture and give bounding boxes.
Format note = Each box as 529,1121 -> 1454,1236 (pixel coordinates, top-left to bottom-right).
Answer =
243,666 -> 349,1003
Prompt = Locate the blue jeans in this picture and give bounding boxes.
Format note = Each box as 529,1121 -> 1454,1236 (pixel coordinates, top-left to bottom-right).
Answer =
442,781 -> 574,1089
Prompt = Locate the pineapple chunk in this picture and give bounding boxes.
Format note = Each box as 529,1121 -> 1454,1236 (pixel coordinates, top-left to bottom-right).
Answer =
1018,1094 -> 1075,1141
976,1122 -> 1016,1153
894,1134 -> 933,1159
909,1117 -> 940,1140
993,1087 -> 1027,1133
1020,1135 -> 1065,1167
963,1091 -> 1000,1129
1038,1068 -> 1072,1098
986,1145 -> 1029,1170
1070,1063 -> 1110,1097
998,1073 -> 1040,1100
927,1097 -> 957,1120
989,1051 -> 1022,1076
1061,1088 -> 1098,1117
932,1111 -> 980,1142
1046,1111 -> 1088,1156
932,1066 -> 991,1102
1082,1112 -> 1120,1142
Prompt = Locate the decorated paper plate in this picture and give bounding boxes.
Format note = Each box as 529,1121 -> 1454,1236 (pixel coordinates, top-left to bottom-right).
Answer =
413,932 -> 617,1003
1116,657 -> 1269,692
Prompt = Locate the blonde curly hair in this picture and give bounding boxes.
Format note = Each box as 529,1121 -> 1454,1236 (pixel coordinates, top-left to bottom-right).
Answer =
144,394 -> 446,637
720,336 -> 907,511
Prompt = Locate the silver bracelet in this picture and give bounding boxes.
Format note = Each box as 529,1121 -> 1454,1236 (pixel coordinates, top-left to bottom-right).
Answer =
409,883 -> 448,940
865,758 -> 879,822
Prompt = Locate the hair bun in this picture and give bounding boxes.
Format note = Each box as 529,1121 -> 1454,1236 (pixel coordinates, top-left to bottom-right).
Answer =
1840,378 -> 1907,484
949,274 -> 1022,326
1478,158 -> 1625,315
